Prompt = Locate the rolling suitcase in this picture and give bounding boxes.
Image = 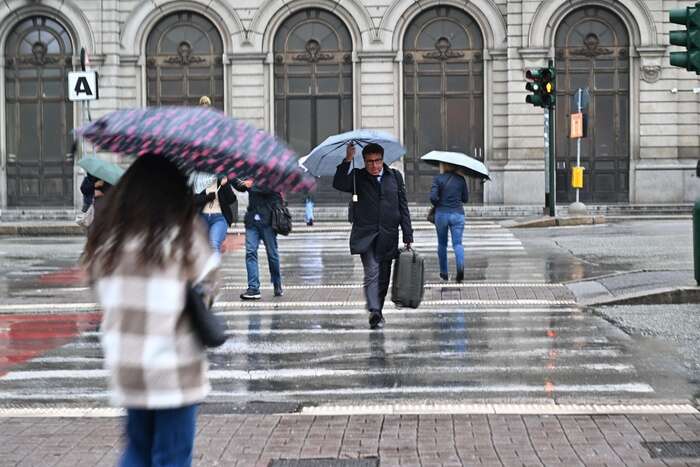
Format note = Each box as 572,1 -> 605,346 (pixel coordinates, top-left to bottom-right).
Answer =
391,248 -> 425,308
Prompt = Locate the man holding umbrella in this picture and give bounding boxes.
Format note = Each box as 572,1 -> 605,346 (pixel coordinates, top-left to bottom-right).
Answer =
333,143 -> 413,329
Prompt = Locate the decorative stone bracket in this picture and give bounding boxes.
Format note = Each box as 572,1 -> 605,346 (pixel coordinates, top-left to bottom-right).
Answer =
637,47 -> 666,84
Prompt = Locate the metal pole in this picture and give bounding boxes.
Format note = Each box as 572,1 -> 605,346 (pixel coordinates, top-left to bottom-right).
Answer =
544,111 -> 550,213
576,88 -> 582,203
548,60 -> 556,217
695,198 -> 700,286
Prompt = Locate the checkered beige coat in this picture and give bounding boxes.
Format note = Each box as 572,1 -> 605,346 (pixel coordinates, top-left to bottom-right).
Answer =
93,224 -> 220,409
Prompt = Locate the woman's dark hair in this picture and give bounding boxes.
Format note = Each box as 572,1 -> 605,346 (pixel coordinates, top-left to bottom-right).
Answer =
82,154 -> 197,278
362,143 -> 384,158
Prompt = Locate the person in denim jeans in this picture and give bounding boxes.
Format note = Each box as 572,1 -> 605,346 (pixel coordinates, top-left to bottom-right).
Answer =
234,179 -> 284,299
193,173 -> 237,253
430,163 -> 469,282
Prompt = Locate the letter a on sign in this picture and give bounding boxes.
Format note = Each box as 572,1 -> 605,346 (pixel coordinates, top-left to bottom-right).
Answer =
75,77 -> 92,96
68,71 -> 99,101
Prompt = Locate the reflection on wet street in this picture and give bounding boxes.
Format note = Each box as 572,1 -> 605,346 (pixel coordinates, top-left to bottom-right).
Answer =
0,221 -> 696,409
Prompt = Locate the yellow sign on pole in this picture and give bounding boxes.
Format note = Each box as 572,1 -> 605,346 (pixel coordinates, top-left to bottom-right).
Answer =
570,112 -> 583,138
571,166 -> 584,189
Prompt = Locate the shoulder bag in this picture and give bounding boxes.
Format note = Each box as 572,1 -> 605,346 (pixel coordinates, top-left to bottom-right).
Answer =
185,282 -> 227,348
427,174 -> 455,224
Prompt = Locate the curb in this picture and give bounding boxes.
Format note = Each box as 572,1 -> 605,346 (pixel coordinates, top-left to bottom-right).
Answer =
583,286 -> 700,306
504,215 -> 606,228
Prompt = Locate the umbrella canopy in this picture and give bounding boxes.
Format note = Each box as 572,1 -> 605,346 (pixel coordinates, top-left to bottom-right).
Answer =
79,106 -> 314,193
78,156 -> 125,185
420,151 -> 490,180
300,129 -> 405,177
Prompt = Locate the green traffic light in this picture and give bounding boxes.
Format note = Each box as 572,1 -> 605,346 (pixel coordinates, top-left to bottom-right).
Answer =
670,8 -> 689,26
526,82 -> 540,92
526,95 -> 544,107
669,4 -> 700,73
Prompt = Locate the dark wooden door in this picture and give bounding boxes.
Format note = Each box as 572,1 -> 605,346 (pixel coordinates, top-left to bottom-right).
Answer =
274,9 -> 353,203
403,6 -> 484,203
5,16 -> 74,207
146,12 -> 224,109
555,6 -> 630,203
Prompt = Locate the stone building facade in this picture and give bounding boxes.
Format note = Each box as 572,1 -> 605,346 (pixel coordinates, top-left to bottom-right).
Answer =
0,0 -> 698,208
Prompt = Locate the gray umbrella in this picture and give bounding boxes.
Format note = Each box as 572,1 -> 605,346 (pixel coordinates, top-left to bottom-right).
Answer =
420,151 -> 490,180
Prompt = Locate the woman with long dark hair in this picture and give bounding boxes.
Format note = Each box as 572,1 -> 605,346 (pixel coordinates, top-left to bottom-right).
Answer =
82,154 -> 220,467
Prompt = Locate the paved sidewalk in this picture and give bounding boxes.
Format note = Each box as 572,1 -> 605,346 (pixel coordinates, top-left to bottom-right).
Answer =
1,413 -> 699,466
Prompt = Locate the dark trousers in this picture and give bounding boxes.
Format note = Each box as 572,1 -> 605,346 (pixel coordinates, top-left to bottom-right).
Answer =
360,247 -> 392,312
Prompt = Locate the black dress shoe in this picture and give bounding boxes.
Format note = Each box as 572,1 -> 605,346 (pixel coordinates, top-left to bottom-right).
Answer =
368,310 -> 384,329
439,272 -> 449,281
455,270 -> 464,283
273,285 -> 284,297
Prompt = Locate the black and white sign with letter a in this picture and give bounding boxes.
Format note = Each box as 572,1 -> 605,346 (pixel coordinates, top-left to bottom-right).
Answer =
68,71 -> 99,101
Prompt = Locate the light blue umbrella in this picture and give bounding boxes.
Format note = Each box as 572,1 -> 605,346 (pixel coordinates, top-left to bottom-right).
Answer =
78,156 -> 125,185
300,129 -> 406,177
421,151 -> 490,180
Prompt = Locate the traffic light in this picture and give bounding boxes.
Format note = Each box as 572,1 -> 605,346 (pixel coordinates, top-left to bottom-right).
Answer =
669,1 -> 700,73
525,67 -> 556,108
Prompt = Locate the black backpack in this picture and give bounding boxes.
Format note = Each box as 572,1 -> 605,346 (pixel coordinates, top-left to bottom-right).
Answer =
271,203 -> 293,236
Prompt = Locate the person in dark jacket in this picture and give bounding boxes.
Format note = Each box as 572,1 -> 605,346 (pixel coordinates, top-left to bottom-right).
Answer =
333,142 -> 413,329
233,179 -> 284,300
80,173 -> 98,212
193,174 -> 237,253
430,162 -> 469,282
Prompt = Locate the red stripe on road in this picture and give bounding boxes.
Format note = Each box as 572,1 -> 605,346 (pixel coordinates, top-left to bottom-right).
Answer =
0,313 -> 101,377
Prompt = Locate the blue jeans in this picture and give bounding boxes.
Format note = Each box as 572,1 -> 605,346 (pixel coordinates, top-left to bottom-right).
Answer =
245,221 -> 281,292
435,210 -> 465,276
201,213 -> 228,253
120,404 -> 198,467
304,197 -> 314,223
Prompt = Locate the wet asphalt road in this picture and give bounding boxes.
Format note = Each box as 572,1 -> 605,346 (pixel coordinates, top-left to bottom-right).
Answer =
0,220 -> 697,411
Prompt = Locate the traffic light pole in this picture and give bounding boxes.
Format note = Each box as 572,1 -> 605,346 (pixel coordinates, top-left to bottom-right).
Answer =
547,59 -> 556,217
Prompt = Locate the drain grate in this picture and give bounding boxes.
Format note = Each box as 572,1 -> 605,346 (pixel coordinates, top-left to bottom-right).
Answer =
642,441 -> 700,458
268,459 -> 379,467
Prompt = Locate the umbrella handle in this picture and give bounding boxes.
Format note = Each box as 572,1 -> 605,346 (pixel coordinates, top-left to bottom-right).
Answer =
351,158 -> 357,202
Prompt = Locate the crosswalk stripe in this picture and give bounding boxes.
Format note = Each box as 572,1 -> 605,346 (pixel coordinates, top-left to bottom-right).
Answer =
0,364 -> 637,381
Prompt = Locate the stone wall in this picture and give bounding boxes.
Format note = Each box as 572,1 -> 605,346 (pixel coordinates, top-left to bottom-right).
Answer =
0,0 -> 697,208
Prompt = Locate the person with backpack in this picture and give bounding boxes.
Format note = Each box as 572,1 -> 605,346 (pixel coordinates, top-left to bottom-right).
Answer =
333,143 -> 413,329
430,162 -> 469,282
234,179 -> 285,300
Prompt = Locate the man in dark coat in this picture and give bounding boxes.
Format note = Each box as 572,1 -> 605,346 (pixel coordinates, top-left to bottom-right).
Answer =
333,142 -> 413,329
233,178 -> 285,300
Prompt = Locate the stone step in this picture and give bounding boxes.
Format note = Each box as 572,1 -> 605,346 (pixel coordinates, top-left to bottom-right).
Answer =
0,203 -> 693,222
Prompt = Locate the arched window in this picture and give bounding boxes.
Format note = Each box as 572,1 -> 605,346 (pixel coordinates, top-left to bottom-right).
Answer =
146,12 -> 224,108
274,9 -> 353,202
4,16 -> 74,206
555,7 -> 630,203
403,7 -> 484,203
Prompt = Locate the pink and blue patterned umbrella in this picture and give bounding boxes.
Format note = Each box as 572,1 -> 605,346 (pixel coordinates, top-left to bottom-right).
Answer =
79,106 -> 314,193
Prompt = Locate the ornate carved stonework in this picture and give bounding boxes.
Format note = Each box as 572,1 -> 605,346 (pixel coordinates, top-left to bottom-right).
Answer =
164,41 -> 206,65
571,33 -> 613,57
403,53 -> 414,64
16,42 -> 59,66
423,37 -> 464,61
293,39 -> 333,63
641,65 -> 661,83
